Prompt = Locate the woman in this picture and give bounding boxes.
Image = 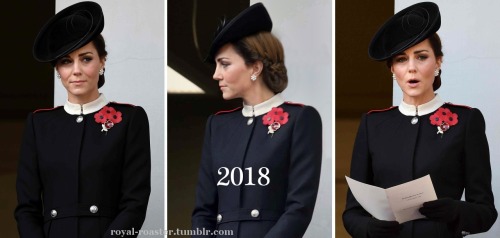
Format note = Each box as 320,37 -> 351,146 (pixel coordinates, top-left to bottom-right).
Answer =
15,2 -> 151,237
343,2 -> 497,238
191,3 -> 322,238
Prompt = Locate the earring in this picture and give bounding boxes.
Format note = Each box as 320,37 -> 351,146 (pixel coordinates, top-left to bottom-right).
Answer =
434,68 -> 440,77
251,74 -> 257,81
56,72 -> 61,79
99,68 -> 104,76
392,73 -> 396,80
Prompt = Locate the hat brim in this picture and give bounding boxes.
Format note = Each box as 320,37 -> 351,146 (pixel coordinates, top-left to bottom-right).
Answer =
33,1 -> 104,62
368,2 -> 440,61
205,2 -> 272,63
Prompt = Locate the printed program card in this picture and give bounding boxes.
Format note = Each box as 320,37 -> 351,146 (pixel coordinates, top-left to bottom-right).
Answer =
346,175 -> 437,223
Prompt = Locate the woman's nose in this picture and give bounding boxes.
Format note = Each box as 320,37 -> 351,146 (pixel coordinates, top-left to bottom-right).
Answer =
213,66 -> 222,81
72,61 -> 82,75
408,59 -> 417,73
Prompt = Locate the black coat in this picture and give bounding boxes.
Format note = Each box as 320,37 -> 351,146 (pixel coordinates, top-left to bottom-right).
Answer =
192,102 -> 322,238
15,102 -> 151,238
343,103 -> 497,238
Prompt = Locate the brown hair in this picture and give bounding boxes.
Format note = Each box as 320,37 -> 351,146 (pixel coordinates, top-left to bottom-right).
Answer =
386,33 -> 443,91
92,34 -> 108,88
232,32 -> 288,93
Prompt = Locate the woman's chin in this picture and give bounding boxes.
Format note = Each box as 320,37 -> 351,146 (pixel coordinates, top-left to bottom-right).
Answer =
221,93 -> 236,101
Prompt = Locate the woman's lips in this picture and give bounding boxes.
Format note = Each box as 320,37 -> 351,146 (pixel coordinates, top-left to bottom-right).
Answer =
71,80 -> 86,85
407,79 -> 420,87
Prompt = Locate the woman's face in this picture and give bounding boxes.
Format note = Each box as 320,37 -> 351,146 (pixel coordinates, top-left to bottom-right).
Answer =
213,44 -> 254,100
56,42 -> 104,103
391,39 -> 442,105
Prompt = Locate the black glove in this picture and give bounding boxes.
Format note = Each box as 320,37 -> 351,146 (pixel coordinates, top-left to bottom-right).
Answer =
419,198 -> 460,223
367,218 -> 402,238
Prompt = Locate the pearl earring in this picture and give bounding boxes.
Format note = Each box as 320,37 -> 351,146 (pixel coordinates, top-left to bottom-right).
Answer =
434,68 -> 440,77
99,68 -> 104,76
56,72 -> 61,79
392,73 -> 396,80
251,74 -> 257,81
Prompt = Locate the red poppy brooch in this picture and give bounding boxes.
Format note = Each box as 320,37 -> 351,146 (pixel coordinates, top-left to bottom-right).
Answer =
262,107 -> 289,136
429,107 -> 458,136
94,106 -> 122,134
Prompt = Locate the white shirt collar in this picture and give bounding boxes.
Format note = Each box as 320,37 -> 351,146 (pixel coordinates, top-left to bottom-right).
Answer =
399,94 -> 444,116
64,94 -> 110,115
242,93 -> 285,117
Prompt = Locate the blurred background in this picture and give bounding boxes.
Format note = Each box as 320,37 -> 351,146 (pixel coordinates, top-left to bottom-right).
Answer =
0,2 -> 55,237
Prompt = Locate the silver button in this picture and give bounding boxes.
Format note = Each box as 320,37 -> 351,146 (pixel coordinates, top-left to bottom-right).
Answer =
216,214 -> 222,223
411,117 -> 418,124
90,205 -> 98,214
251,209 -> 260,218
51,209 -> 57,218
76,115 -> 84,123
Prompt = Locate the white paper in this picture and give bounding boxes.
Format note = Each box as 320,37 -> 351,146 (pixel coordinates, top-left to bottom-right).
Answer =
346,175 -> 437,223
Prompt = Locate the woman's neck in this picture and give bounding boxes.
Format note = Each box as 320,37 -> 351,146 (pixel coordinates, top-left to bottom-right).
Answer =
403,91 -> 435,106
67,91 -> 100,105
242,88 -> 275,106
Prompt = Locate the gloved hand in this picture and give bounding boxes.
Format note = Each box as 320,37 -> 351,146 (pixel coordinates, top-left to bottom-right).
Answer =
419,198 -> 460,223
367,218 -> 402,238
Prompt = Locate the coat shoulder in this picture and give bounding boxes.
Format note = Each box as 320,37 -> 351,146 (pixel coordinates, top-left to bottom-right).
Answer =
108,101 -> 147,115
33,105 -> 63,114
109,101 -> 137,108
443,102 -> 473,110
214,106 -> 242,116
284,101 -> 305,107
367,106 -> 398,115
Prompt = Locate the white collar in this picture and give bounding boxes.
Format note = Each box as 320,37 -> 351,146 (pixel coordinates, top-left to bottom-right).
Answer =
399,94 -> 444,116
242,93 -> 285,117
64,94 -> 110,115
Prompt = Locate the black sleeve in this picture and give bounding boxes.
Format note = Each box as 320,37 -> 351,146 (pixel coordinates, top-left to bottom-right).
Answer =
455,108 -> 497,234
104,106 -> 151,238
264,106 -> 323,238
14,113 -> 44,238
192,115 -> 218,238
342,114 -> 374,238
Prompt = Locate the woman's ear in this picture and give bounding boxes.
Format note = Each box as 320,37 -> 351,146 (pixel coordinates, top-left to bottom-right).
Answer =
436,56 -> 443,68
252,60 -> 264,77
101,58 -> 106,69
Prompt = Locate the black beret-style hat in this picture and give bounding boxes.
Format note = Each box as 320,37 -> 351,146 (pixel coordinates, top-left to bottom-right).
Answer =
368,2 -> 440,61
206,2 -> 272,63
33,1 -> 104,62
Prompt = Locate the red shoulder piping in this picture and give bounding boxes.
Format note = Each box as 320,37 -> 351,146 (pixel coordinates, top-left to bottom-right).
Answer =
367,106 -> 397,114
33,106 -> 63,113
110,101 -> 136,107
284,101 -> 305,107
215,106 -> 242,115
444,102 -> 472,109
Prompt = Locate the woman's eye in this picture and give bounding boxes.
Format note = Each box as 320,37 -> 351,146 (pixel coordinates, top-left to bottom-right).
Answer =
82,57 -> 93,62
394,57 -> 407,63
59,59 -> 71,64
417,55 -> 428,61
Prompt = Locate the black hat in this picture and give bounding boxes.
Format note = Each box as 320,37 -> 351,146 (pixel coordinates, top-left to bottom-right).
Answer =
206,2 -> 272,63
368,2 -> 440,61
33,1 -> 104,62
